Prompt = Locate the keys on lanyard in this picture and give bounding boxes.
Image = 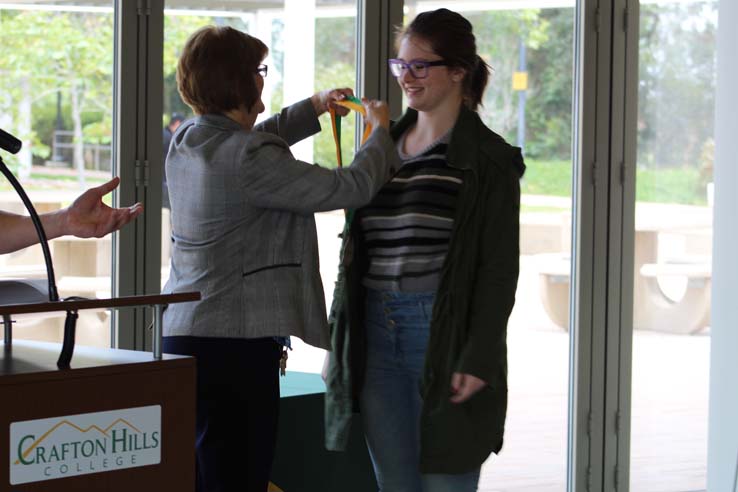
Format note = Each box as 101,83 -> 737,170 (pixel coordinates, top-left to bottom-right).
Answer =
279,348 -> 288,376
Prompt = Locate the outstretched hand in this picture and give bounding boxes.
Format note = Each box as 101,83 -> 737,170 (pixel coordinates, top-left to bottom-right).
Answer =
311,88 -> 354,116
449,372 -> 487,404
64,177 -> 143,238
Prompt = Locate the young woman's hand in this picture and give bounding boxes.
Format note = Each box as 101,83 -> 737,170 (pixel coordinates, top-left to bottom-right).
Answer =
321,352 -> 330,382
362,99 -> 390,131
449,372 -> 487,403
311,88 -> 354,116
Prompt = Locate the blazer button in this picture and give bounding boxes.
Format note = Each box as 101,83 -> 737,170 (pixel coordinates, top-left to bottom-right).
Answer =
388,319 -> 396,328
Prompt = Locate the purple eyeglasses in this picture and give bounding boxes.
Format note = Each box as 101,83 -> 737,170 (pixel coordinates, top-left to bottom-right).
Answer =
388,58 -> 450,79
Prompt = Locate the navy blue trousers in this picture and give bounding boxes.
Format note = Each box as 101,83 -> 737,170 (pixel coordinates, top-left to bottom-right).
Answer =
163,336 -> 281,492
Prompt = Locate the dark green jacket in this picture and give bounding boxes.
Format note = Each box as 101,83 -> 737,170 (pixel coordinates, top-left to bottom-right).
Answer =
324,105 -> 525,474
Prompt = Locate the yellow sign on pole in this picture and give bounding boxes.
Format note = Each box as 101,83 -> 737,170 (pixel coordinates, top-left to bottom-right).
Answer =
512,71 -> 528,91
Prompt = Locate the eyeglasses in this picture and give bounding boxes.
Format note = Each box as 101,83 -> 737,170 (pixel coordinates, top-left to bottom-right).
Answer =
388,58 -> 449,79
256,64 -> 268,77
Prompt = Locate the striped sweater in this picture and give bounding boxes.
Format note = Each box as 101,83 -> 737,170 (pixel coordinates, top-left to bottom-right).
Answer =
359,134 -> 463,292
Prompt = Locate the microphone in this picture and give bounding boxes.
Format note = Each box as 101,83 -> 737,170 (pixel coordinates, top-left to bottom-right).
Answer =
0,128 -> 22,155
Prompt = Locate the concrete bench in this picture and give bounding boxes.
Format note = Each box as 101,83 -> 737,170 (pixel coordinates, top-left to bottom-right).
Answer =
535,253 -> 572,331
57,275 -> 112,298
635,259 -> 711,334
537,251 -> 712,334
4,276 -> 113,348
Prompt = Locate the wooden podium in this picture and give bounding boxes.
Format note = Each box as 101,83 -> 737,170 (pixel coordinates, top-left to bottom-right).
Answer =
0,293 -> 198,492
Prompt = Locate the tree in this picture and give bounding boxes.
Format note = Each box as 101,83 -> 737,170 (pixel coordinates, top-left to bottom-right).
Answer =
525,8 -> 574,161
163,14 -> 227,120
638,2 -> 717,171
314,16 -> 356,169
469,9 -> 550,146
0,9 -> 114,187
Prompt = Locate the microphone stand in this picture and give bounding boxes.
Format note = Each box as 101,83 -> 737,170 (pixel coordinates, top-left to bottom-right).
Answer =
0,156 -> 59,302
0,154 -> 78,368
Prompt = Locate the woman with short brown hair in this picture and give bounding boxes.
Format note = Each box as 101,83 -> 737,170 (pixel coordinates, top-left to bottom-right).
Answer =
176,25 -> 267,117
162,25 -> 399,492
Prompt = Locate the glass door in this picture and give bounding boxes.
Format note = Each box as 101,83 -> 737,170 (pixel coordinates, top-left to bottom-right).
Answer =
0,1 -> 117,348
628,1 -> 717,490
403,2 -> 578,490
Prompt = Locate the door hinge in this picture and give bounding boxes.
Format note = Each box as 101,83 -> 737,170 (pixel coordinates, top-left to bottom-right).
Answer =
591,161 -> 598,187
614,464 -> 621,489
134,159 -> 150,187
137,0 -> 151,16
142,159 -> 150,187
594,7 -> 600,34
623,7 -> 629,33
615,409 -> 621,432
135,159 -> 142,186
586,464 -> 592,491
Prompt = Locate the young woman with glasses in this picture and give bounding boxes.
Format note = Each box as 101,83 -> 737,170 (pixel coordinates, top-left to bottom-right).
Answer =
162,25 -> 399,492
325,8 -> 525,492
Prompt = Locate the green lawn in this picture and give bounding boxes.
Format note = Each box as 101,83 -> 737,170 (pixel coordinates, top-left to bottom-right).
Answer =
521,159 -> 572,197
521,158 -> 707,206
635,167 -> 706,206
2,160 -> 708,207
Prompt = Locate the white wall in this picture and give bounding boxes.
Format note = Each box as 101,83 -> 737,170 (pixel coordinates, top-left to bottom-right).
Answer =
707,1 -> 738,490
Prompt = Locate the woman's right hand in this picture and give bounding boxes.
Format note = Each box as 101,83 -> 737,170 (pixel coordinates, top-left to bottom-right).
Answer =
321,352 -> 330,382
362,98 -> 390,131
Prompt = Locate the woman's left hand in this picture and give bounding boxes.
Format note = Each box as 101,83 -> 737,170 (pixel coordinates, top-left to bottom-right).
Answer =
449,372 -> 487,403
311,88 -> 354,116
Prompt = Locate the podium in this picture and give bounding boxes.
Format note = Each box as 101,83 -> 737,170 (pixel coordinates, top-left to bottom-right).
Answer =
0,293 -> 198,492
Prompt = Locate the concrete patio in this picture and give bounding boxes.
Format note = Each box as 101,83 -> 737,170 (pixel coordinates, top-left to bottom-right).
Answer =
478,255 -> 709,492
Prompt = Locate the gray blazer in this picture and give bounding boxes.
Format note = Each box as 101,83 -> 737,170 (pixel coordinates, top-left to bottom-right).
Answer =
162,98 -> 399,348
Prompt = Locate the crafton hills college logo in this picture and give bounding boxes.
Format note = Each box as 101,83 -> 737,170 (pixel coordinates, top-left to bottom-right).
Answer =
9,405 -> 161,485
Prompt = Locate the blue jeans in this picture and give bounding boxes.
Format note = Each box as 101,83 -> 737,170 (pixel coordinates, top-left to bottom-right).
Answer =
360,289 -> 481,492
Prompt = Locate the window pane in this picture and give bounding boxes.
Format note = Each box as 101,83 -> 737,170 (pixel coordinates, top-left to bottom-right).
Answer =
630,1 -> 717,490
0,2 -> 116,348
161,1 -> 358,373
